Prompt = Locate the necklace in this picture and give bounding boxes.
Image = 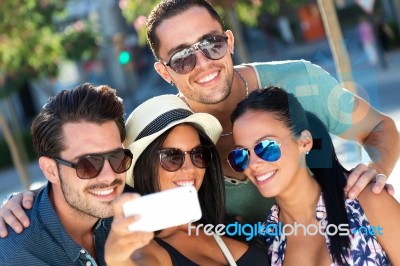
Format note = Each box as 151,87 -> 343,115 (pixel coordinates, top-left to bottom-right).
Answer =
220,69 -> 249,137
181,69 -> 249,137
235,68 -> 249,100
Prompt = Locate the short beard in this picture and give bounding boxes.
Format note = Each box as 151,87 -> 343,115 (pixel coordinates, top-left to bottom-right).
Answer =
183,64 -> 234,105
58,171 -> 118,219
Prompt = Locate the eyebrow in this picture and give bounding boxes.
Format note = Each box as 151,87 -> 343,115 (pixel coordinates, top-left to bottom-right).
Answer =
166,30 -> 222,58
235,134 -> 278,149
71,147 -> 123,161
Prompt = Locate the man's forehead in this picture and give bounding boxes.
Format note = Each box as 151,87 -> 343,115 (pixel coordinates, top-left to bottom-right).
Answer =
61,121 -> 122,159
155,6 -> 223,56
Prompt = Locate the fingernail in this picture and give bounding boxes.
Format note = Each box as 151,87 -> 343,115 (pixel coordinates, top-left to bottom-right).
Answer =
0,230 -> 5,238
15,225 -> 22,232
23,221 -> 29,227
348,192 -> 355,199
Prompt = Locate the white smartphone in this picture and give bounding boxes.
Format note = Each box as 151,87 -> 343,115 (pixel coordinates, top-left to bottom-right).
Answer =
122,185 -> 202,232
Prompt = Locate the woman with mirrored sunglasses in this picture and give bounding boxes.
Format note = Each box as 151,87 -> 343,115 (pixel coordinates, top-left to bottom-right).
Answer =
229,86 -> 399,265
105,95 -> 269,266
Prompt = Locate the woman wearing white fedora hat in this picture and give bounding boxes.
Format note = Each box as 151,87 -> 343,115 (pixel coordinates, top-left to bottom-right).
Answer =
104,94 -> 269,266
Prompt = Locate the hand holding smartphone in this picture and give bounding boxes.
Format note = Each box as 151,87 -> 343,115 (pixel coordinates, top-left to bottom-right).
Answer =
122,185 -> 202,232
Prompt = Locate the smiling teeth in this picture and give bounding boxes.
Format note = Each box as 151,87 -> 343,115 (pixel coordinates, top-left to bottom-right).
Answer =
198,72 -> 218,83
176,181 -> 194,186
256,170 -> 276,182
91,188 -> 114,196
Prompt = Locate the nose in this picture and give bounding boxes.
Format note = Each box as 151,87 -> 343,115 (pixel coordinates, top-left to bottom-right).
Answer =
180,153 -> 196,172
193,47 -> 211,68
247,151 -> 264,171
96,159 -> 118,182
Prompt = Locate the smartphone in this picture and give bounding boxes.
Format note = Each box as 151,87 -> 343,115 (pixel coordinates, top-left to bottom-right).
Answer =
122,185 -> 202,232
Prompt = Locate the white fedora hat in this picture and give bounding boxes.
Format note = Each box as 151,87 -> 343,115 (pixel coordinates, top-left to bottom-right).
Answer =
124,94 -> 222,187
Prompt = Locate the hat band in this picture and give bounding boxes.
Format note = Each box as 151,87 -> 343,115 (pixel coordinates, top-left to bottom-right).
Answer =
135,108 -> 193,141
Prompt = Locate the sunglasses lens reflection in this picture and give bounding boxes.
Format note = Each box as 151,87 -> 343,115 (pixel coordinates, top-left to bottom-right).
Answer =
199,35 -> 228,59
109,149 -> 133,173
160,149 -> 184,172
169,35 -> 228,74
255,140 -> 281,162
76,156 -> 102,179
191,146 -> 212,168
170,49 -> 197,74
227,149 -> 249,173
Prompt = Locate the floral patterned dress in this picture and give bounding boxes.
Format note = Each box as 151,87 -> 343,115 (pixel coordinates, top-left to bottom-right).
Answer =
262,194 -> 390,265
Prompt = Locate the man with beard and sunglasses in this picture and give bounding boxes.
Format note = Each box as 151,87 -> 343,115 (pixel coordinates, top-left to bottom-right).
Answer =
147,0 -> 399,224
0,83 -> 138,266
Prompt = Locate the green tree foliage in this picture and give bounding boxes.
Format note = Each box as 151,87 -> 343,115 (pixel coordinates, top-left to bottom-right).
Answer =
61,21 -> 100,61
0,0 -> 99,97
0,1 -> 65,79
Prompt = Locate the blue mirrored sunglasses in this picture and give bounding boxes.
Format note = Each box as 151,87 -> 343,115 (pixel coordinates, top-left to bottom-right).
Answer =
227,140 -> 281,172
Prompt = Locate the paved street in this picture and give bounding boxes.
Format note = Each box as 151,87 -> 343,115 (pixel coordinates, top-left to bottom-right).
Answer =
1,32 -> 400,202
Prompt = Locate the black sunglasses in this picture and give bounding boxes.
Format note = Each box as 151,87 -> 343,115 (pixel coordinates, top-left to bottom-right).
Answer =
158,145 -> 212,172
162,34 -> 228,74
53,148 -> 133,179
227,140 -> 282,173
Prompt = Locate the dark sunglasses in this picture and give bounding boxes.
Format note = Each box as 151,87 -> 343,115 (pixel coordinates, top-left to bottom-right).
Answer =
227,140 -> 282,172
162,34 -> 228,74
53,148 -> 133,179
158,145 -> 212,172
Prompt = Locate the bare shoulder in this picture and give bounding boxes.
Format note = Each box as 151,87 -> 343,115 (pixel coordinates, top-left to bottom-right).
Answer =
357,182 -> 400,237
358,183 -> 399,209
357,183 -> 400,264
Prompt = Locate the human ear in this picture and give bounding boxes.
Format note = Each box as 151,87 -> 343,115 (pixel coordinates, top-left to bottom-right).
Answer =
299,130 -> 313,153
154,62 -> 173,85
225,30 -> 235,54
38,156 -> 59,184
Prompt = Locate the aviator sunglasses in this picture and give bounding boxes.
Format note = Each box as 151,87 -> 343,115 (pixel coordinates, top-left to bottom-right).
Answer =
53,148 -> 133,179
162,34 -> 228,74
158,145 -> 212,172
227,140 -> 282,172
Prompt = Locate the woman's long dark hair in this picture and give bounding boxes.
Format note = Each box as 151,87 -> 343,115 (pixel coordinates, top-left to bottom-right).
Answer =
231,86 -> 350,264
133,123 -> 225,226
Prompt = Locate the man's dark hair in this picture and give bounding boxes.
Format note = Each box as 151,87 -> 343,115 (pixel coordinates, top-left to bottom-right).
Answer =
31,83 -> 126,157
146,0 -> 224,59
